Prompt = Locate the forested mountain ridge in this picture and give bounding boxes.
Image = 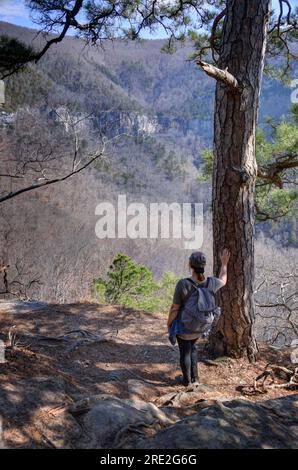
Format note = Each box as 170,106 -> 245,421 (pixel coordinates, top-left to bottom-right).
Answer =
0,21 -> 295,163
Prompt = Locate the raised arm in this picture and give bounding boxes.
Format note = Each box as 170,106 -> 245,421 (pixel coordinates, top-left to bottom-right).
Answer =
218,248 -> 231,285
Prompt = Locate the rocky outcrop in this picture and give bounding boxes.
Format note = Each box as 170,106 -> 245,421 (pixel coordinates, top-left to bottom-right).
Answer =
119,112 -> 159,135
53,391 -> 297,449
48,106 -> 160,137
94,110 -> 160,137
135,394 -> 298,449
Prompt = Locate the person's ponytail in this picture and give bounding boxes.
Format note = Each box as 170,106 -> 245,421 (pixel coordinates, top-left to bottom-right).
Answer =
190,264 -> 205,282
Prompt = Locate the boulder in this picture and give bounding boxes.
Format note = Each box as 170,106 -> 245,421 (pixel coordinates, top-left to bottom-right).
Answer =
73,394 -> 174,448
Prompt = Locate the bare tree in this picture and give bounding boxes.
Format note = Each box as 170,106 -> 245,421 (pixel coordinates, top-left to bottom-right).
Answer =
0,260 -> 41,300
255,270 -> 298,347
0,109 -> 108,204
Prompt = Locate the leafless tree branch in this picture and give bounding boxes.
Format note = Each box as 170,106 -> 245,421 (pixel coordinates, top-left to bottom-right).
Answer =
0,147 -> 105,204
196,59 -> 240,90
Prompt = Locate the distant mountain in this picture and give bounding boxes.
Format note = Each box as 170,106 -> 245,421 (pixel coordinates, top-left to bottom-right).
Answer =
0,21 -> 295,165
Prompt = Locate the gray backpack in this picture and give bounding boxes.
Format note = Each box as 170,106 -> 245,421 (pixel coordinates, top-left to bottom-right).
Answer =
179,278 -> 221,334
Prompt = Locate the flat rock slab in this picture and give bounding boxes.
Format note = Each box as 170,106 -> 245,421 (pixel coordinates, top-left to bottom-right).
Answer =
135,394 -> 298,449
0,300 -> 48,314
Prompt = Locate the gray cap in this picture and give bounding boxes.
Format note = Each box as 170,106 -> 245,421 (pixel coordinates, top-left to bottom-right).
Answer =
189,251 -> 207,268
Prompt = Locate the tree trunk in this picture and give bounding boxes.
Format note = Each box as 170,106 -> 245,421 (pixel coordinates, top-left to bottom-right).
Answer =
208,0 -> 271,361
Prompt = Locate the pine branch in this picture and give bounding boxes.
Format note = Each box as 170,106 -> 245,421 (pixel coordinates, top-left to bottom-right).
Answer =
257,152 -> 298,189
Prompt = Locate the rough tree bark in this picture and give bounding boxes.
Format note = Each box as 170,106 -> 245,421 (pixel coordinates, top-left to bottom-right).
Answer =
207,0 -> 271,361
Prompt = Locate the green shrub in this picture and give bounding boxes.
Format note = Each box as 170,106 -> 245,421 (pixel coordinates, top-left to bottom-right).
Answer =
93,253 -> 158,305
93,253 -> 179,313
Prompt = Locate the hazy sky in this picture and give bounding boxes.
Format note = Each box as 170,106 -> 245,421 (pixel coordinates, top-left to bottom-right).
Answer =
0,0 -> 296,38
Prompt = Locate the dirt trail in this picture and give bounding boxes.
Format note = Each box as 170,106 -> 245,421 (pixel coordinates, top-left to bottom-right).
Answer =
0,301 -> 296,448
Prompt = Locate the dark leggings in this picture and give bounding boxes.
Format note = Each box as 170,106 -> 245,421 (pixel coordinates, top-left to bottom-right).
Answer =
177,336 -> 199,385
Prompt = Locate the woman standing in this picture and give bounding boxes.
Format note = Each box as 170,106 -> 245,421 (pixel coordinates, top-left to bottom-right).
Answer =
167,249 -> 230,387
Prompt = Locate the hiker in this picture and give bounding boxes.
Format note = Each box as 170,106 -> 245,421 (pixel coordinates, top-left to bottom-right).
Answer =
167,248 -> 230,387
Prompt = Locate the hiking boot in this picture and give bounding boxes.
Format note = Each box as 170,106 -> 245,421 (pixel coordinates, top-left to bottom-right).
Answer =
176,375 -> 190,387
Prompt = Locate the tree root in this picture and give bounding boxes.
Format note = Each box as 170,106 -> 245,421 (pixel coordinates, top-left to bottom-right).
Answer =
241,364 -> 298,395
4,328 -> 119,352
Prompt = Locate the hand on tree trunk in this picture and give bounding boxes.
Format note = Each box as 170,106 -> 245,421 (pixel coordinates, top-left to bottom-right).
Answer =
220,248 -> 231,265
218,248 -> 230,286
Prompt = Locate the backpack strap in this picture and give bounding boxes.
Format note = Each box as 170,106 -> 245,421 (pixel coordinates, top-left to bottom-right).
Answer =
178,278 -> 198,306
187,277 -> 210,290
